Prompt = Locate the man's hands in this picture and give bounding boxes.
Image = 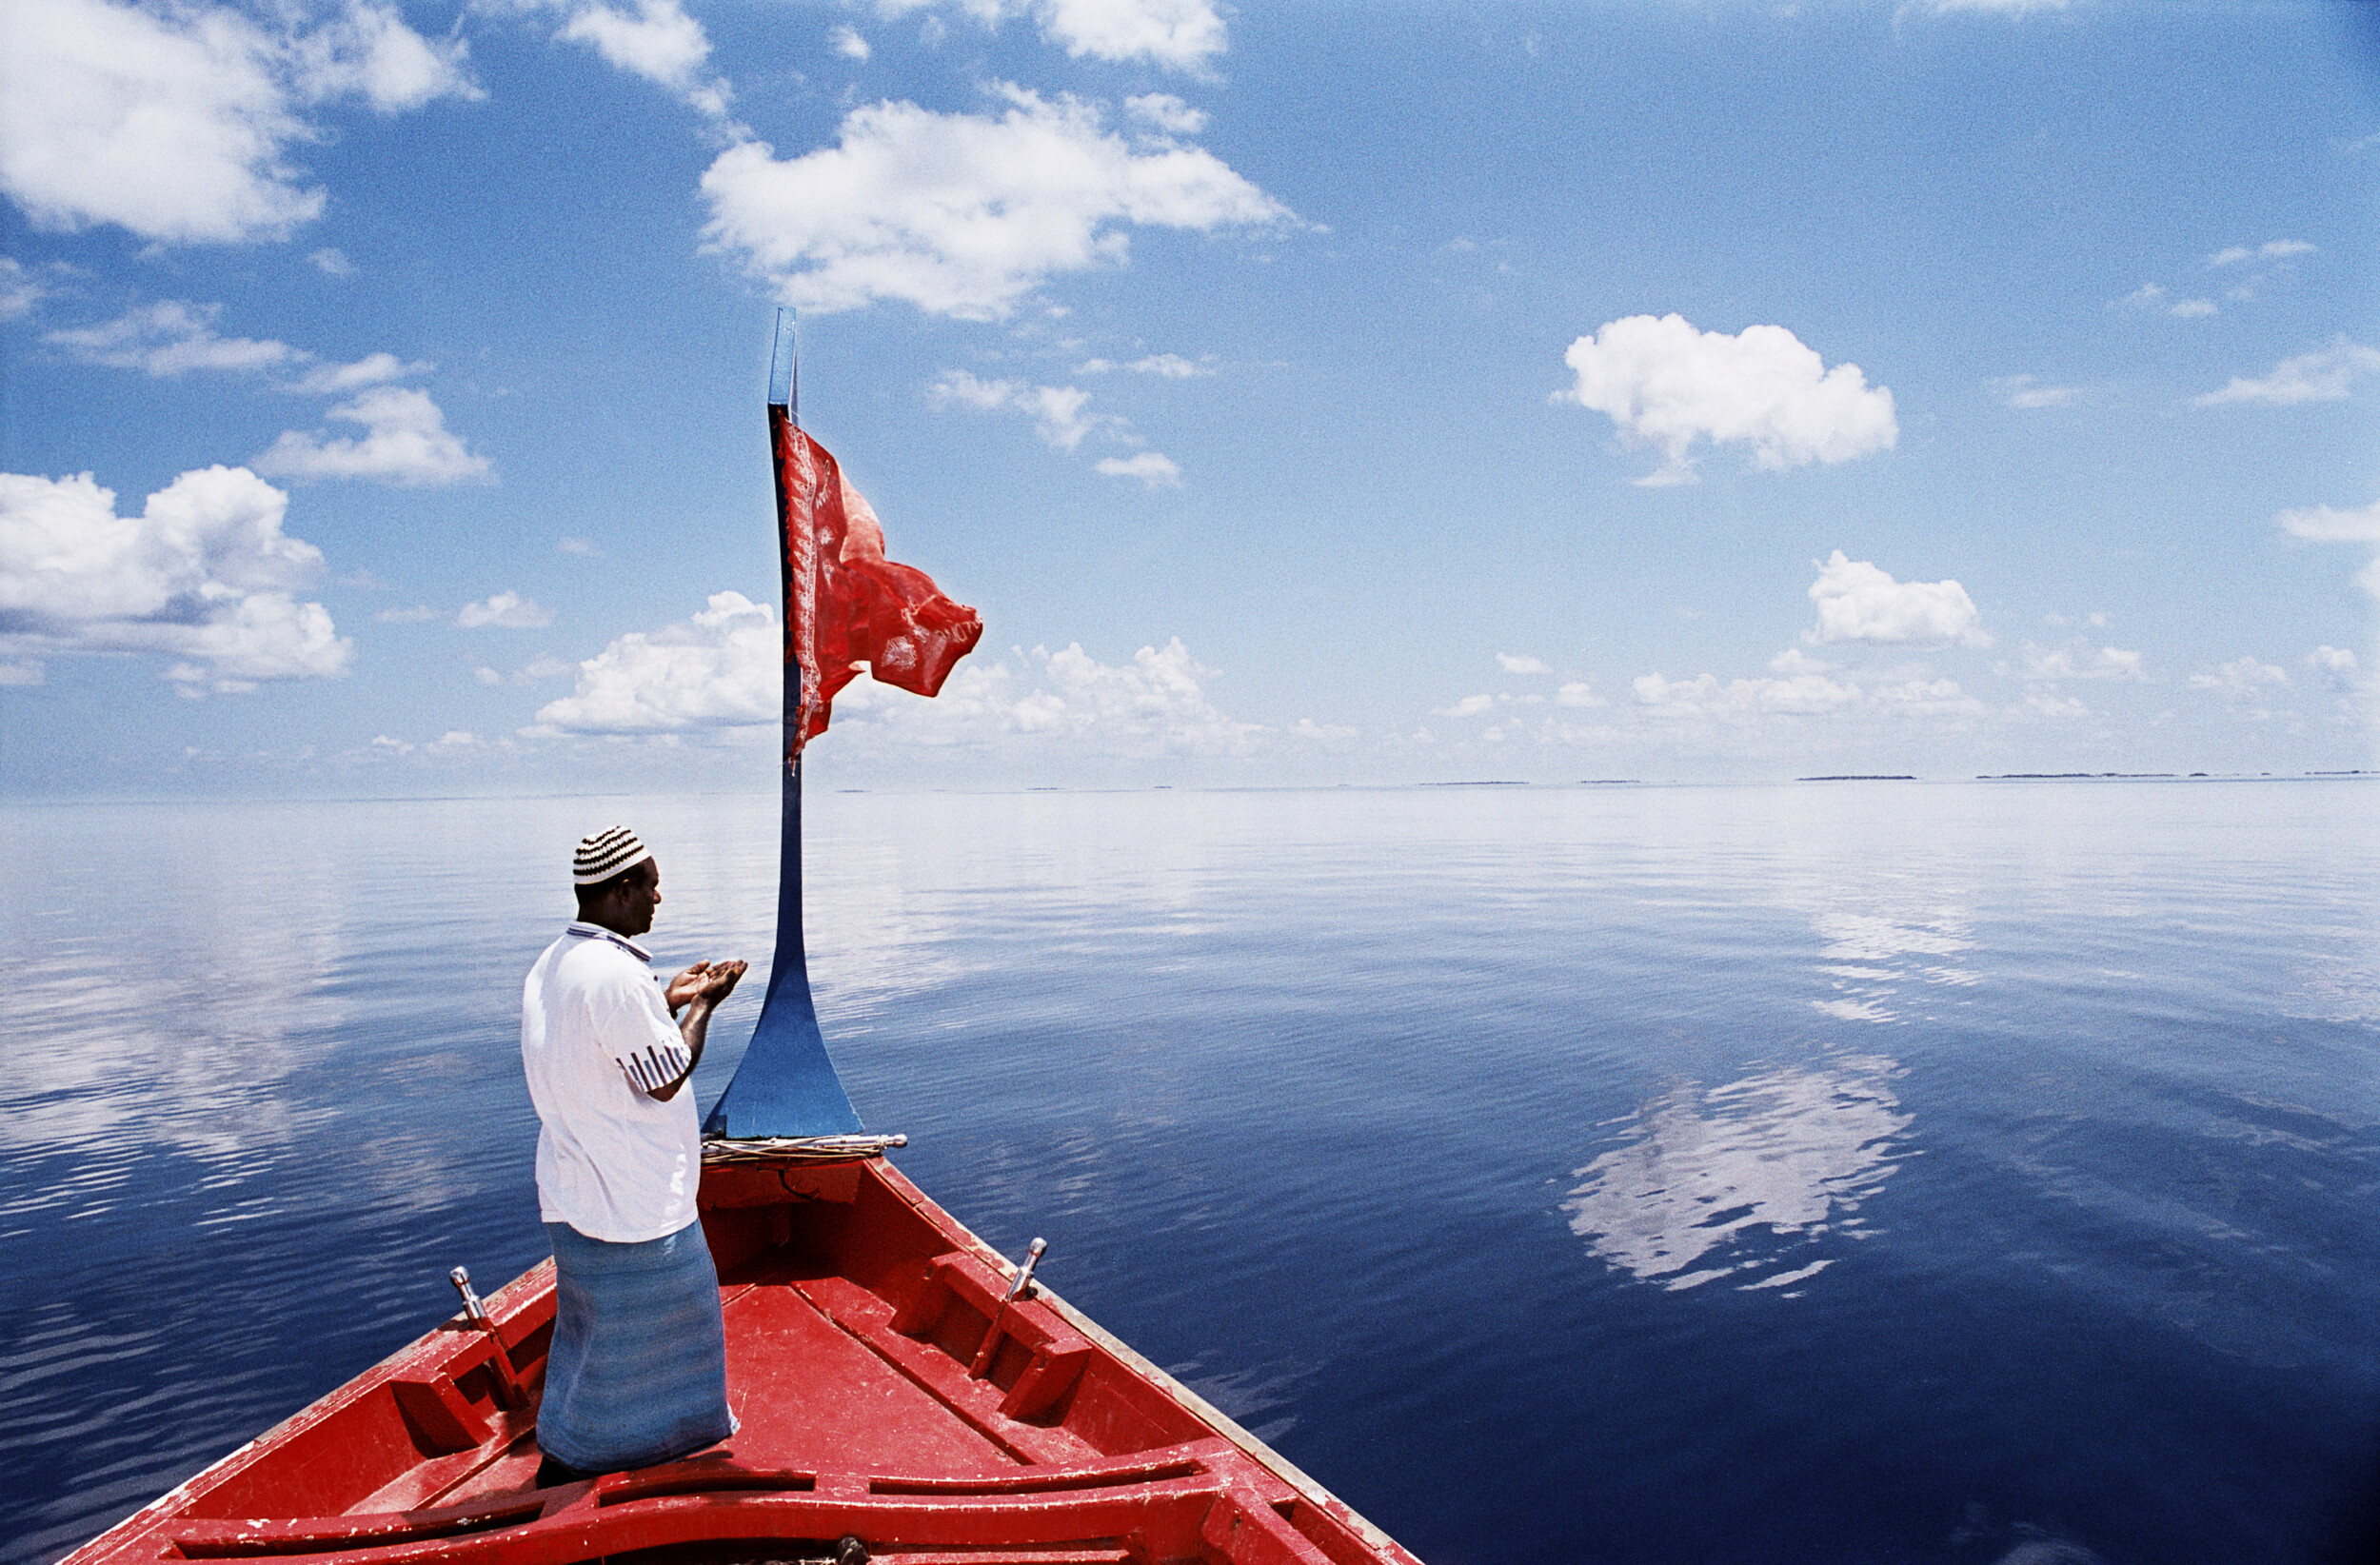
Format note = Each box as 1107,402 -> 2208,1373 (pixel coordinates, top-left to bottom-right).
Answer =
666,960 -> 748,1015
649,959 -> 746,1102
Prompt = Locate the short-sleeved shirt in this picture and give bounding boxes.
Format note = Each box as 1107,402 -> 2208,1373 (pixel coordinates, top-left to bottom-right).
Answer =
521,921 -> 702,1242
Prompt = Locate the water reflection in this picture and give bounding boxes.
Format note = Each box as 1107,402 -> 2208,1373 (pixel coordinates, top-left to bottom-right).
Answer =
1564,1053 -> 1913,1293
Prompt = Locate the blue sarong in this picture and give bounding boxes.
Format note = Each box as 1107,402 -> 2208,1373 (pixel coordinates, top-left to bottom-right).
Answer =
537,1219 -> 734,1474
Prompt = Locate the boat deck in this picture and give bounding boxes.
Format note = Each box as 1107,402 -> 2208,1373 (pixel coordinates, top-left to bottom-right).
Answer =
65,1159 -> 1419,1565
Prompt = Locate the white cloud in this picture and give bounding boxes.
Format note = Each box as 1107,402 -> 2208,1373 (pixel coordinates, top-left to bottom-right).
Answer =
0,259 -> 43,321
49,301 -> 430,393
1095,452 -> 1181,486
929,370 -> 1116,449
1497,652 -> 1550,674
292,2 -> 484,113
2189,657 -> 2290,698
0,465 -> 349,689
308,247 -> 353,275
47,301 -> 300,376
287,350 -> 428,393
2274,497 -> 2380,542
2309,645 -> 2360,690
253,386 -> 493,485
2194,339 -> 2380,407
1766,647 -> 1835,676
1988,374 -> 2079,409
558,0 -> 731,119
1437,693 -> 1497,718
1079,352 -> 1210,377
699,87 -> 1288,320
1033,0 -> 1226,70
1125,92 -> 1208,134
458,590 -> 553,628
1807,551 -> 1990,647
2015,642 -> 2143,682
2117,282 -> 2216,319
532,590 -> 780,733
2209,239 -> 2314,267
0,0 -> 475,245
1633,670 -> 1863,719
557,535 -> 603,556
828,23 -> 871,61
1555,681 -> 1604,708
533,601 -> 1262,757
1556,314 -> 1896,485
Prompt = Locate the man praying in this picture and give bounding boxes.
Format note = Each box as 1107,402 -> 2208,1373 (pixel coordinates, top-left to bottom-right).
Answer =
519,825 -> 748,1487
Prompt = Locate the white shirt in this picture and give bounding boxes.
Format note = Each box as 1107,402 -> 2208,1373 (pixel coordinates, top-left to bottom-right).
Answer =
521,921 -> 702,1242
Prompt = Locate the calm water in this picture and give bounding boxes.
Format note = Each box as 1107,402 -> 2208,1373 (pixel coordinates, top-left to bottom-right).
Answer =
3,782 -> 2375,1564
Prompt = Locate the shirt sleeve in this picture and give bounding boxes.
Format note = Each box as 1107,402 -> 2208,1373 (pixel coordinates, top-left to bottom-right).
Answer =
592,963 -> 692,1097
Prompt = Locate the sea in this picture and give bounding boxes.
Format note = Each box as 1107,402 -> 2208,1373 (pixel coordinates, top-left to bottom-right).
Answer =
3,781 -> 2374,1565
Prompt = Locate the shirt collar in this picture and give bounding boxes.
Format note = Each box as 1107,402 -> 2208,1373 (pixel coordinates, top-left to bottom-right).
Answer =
565,920 -> 652,963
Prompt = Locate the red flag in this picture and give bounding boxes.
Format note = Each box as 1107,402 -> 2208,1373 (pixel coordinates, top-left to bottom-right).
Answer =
771,405 -> 982,762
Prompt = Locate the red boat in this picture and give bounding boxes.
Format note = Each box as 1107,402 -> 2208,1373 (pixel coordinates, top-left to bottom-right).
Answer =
63,316 -> 1426,1565
63,1150 -> 1420,1565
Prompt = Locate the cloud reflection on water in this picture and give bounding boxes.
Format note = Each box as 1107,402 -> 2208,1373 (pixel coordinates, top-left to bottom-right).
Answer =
1564,1053 -> 1913,1293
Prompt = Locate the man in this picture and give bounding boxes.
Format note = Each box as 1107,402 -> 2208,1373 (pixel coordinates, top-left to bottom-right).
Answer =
520,825 -> 748,1487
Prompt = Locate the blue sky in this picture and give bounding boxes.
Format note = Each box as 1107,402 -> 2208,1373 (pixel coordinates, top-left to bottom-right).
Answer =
3,0 -> 2373,795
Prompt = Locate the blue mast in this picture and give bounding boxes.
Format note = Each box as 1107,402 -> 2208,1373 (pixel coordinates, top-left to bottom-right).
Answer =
702,310 -> 867,1142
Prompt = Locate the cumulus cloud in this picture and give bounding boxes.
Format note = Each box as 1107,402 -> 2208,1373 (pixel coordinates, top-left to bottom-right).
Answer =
1556,315 -> 1896,485
1079,352 -> 1210,377
2189,656 -> 2290,698
1497,653 -> 1550,674
534,597 -> 1262,756
0,259 -> 41,321
699,87 -> 1288,320
828,23 -> 871,61
0,0 -> 476,245
254,387 -> 493,485
1125,92 -> 1208,133
1437,694 -> 1496,718
1988,374 -> 2080,409
2308,645 -> 2360,690
908,0 -> 1227,70
2014,642 -> 2144,682
1806,551 -> 1990,647
556,0 -> 732,119
1556,681 -> 1604,708
929,370 -> 1112,449
308,247 -> 353,275
458,590 -> 553,628
2194,339 -> 2380,407
2209,239 -> 2315,267
2274,497 -> 2380,542
1633,669 -> 1864,719
48,301 -> 430,393
531,590 -> 780,733
0,465 -> 349,690
1094,452 -> 1182,486
2117,282 -> 2214,318
1033,0 -> 1226,69
47,301 -> 300,376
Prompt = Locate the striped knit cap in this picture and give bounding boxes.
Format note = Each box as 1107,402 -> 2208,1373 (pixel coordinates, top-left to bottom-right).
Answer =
572,825 -> 652,886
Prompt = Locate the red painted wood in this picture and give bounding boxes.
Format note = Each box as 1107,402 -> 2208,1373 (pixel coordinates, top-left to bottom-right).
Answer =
61,1159 -> 1423,1565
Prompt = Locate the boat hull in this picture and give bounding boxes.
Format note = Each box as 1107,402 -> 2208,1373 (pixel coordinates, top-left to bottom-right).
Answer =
63,1158 -> 1419,1565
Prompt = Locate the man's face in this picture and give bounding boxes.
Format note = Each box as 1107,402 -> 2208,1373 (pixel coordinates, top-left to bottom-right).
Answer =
617,858 -> 662,936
